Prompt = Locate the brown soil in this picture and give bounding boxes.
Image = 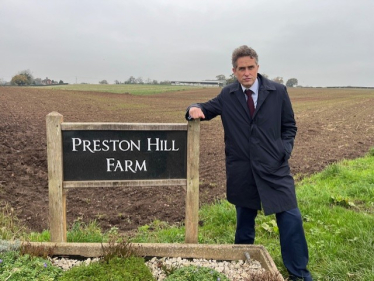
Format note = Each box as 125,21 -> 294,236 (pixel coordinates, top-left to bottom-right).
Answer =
1,87 -> 373,234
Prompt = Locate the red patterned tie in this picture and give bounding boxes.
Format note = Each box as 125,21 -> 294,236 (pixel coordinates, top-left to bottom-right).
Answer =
245,89 -> 255,117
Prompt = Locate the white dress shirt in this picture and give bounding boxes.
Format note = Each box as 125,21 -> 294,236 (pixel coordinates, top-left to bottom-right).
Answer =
241,78 -> 259,108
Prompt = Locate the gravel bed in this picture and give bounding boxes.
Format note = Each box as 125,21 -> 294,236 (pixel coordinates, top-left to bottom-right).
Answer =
49,256 -> 101,271
50,255 -> 265,280
145,256 -> 265,281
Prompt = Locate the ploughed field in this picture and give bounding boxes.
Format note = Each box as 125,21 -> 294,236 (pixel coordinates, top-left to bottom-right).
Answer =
1,86 -> 373,234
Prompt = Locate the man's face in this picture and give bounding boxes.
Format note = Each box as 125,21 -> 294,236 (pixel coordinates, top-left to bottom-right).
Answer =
232,56 -> 259,88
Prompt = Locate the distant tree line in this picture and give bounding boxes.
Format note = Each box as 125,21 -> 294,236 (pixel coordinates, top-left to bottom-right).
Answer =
10,70 -> 64,86
8,70 -> 298,87
216,74 -> 299,87
110,76 -> 171,85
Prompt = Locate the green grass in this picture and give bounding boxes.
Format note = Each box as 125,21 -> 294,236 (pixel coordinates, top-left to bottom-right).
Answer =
291,156 -> 374,280
164,265 -> 229,281
1,149 -> 373,280
0,203 -> 27,240
27,219 -> 115,243
0,251 -> 154,281
31,84 -> 206,95
59,256 -> 154,281
130,150 -> 374,281
0,251 -> 63,280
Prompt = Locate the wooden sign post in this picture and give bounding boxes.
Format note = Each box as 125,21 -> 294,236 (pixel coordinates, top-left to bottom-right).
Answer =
185,119 -> 200,243
46,112 -> 66,242
46,112 -> 200,243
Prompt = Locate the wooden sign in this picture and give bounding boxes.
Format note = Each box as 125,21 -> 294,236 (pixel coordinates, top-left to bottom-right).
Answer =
46,112 -> 200,244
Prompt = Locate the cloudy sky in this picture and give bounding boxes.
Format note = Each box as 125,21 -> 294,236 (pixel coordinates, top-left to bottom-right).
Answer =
1,0 -> 373,87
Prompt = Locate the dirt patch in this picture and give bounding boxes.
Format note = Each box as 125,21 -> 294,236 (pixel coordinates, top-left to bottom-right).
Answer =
0,87 -> 373,234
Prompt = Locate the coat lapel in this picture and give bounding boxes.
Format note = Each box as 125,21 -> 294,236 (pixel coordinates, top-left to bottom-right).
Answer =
255,88 -> 269,117
230,82 -> 252,124
253,75 -> 274,118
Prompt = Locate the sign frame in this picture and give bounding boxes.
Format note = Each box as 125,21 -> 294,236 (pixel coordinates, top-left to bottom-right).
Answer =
46,112 -> 200,243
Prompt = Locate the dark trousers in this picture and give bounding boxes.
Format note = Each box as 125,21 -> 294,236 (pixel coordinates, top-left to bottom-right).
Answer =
235,206 -> 312,281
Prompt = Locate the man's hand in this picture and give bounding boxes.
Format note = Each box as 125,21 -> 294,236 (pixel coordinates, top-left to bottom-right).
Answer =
189,107 -> 205,119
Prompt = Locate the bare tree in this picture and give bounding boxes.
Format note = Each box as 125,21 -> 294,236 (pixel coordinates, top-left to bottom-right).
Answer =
126,76 -> 136,84
216,74 -> 226,81
34,78 -> 42,85
272,77 -> 284,84
226,73 -> 236,84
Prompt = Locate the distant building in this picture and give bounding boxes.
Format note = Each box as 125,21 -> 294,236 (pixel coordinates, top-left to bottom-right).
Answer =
42,77 -> 52,85
42,77 -> 59,85
171,80 -> 226,87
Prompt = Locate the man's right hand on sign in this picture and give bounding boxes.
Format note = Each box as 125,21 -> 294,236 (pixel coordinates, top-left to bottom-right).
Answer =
189,107 -> 205,119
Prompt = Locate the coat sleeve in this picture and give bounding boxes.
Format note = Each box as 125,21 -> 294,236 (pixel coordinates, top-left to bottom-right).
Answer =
185,94 -> 223,121
281,87 -> 297,160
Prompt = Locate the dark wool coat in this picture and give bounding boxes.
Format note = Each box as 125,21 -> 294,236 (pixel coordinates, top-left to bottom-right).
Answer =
187,74 -> 298,215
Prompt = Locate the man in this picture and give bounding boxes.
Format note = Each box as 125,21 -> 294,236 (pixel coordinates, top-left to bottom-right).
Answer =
186,45 -> 312,281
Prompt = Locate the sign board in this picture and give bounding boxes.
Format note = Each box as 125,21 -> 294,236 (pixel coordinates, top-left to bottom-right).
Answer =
62,130 -> 187,181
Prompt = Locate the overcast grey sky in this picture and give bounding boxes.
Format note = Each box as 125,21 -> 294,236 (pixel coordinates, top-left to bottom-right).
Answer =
1,0 -> 373,87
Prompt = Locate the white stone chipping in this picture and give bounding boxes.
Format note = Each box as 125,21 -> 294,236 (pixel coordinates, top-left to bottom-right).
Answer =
50,256 -> 265,281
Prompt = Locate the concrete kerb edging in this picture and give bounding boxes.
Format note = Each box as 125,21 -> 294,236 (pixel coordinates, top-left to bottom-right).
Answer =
21,242 -> 283,279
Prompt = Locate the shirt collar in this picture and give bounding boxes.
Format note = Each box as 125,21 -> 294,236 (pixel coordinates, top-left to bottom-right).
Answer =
241,78 -> 259,94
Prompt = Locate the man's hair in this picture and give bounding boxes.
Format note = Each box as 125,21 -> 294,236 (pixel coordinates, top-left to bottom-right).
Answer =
232,45 -> 258,68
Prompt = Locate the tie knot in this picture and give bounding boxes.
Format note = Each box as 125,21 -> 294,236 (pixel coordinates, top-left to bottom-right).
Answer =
245,89 -> 253,96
